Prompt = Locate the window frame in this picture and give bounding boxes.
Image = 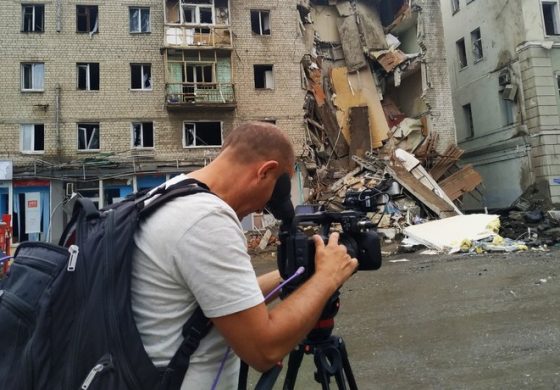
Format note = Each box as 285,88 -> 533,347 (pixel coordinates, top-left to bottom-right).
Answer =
129,7 -> 151,33
542,1 -> 560,36
77,63 -> 100,91
462,103 -> 474,139
77,123 -> 100,151
130,64 -> 152,90
21,4 -> 45,33
21,62 -> 45,92
253,64 -> 274,90
180,0 -> 215,25
251,10 -> 271,35
451,0 -> 460,14
20,124 -> 45,154
131,122 -> 155,149
456,38 -> 468,69
182,121 -> 223,148
471,28 -> 483,62
76,5 -> 99,33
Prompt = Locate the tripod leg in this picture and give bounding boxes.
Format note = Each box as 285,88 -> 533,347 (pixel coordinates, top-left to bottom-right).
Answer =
282,346 -> 305,390
337,338 -> 358,390
313,351 -> 333,390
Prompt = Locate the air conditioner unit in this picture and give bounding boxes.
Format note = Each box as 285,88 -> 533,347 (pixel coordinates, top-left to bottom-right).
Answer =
65,182 -> 75,197
503,83 -> 518,101
498,70 -> 511,86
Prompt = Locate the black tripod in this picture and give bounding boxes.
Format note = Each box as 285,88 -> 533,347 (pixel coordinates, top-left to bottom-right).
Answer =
247,294 -> 358,390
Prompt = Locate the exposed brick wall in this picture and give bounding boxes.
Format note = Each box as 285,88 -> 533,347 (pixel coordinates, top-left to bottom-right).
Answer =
419,0 -> 458,151
0,0 -> 308,172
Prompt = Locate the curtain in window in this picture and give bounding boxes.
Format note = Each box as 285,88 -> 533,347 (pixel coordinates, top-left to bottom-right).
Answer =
33,64 -> 44,90
21,125 -> 34,151
130,8 -> 140,32
167,63 -> 183,99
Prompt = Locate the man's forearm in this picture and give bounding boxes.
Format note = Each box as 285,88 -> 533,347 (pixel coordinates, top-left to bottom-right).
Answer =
257,270 -> 283,298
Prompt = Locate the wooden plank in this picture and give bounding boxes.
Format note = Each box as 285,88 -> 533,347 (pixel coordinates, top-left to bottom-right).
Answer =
385,163 -> 459,218
439,165 -> 483,201
429,144 -> 464,181
348,106 -> 371,168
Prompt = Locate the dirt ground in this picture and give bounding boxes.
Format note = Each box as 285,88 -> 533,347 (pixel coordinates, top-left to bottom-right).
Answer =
248,246 -> 560,389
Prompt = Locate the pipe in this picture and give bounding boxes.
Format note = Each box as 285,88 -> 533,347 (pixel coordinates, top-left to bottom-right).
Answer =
55,83 -> 61,157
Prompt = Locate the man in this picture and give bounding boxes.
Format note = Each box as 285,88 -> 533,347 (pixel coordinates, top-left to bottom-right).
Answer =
130,122 -> 358,389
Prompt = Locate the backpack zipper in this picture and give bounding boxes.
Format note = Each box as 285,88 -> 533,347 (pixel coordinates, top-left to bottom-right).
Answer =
67,245 -> 79,272
80,354 -> 114,390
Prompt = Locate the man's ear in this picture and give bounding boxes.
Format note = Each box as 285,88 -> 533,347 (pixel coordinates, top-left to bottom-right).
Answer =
257,160 -> 279,181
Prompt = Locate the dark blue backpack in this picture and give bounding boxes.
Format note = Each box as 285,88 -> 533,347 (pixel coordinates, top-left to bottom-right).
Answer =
0,179 -> 213,390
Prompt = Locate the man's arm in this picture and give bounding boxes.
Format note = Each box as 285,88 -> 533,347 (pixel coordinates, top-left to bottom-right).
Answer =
212,232 -> 357,372
257,270 -> 282,300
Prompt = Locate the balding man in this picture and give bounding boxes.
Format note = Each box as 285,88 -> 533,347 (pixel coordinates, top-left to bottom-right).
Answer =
131,122 -> 357,389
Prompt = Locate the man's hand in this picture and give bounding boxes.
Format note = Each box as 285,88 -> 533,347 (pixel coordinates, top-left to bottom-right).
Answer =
312,232 -> 358,291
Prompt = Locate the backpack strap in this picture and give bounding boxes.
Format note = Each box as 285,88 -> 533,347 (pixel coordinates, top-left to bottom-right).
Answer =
160,307 -> 213,390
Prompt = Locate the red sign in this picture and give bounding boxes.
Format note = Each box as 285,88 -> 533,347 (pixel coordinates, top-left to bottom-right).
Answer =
27,200 -> 38,208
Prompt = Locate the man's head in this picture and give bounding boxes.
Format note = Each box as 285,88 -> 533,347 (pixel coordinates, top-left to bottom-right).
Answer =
197,121 -> 295,219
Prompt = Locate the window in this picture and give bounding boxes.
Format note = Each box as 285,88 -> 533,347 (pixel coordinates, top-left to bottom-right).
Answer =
77,63 -> 100,90
132,122 -> 154,148
183,122 -> 222,147
471,28 -> 483,61
130,7 -> 150,33
77,5 -> 98,33
181,1 -> 214,24
463,104 -> 474,139
21,124 -> 45,153
254,65 -> 274,89
451,0 -> 460,14
21,63 -> 44,91
543,2 -> 560,35
22,4 -> 44,32
251,10 -> 270,35
186,64 -> 213,83
456,38 -> 467,69
131,64 -> 152,90
77,123 -> 100,151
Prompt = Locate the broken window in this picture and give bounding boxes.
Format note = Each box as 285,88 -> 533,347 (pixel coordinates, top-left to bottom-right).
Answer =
463,104 -> 474,139
456,38 -> 467,69
254,65 -> 274,89
176,0 -> 214,24
130,7 -> 150,33
77,63 -> 100,90
21,63 -> 44,91
471,28 -> 483,61
77,123 -> 100,150
132,122 -> 154,148
542,2 -> 560,35
131,64 -> 152,90
186,64 -> 213,83
251,10 -> 270,35
183,121 -> 222,147
21,124 -> 45,153
451,0 -> 460,14
22,4 -> 44,32
77,5 -> 98,33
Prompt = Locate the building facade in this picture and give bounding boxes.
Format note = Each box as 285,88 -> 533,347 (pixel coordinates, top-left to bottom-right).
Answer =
0,1 -> 307,244
441,0 -> 560,208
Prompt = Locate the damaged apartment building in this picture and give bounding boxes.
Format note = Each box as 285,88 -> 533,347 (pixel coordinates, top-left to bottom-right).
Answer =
441,0 -> 560,209
0,0 -> 456,246
0,0 -> 307,245
296,1 -> 458,205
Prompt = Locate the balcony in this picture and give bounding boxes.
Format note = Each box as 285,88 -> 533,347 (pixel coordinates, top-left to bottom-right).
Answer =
164,25 -> 233,49
165,82 -> 236,110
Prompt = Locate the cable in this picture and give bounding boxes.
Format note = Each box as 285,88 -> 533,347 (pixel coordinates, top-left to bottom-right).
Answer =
210,267 -> 305,390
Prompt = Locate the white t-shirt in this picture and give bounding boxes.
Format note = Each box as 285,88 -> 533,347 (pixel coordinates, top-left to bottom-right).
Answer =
130,176 -> 264,389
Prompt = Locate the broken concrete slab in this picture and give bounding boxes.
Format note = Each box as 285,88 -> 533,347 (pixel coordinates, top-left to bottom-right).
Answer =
337,15 -> 368,72
348,106 -> 372,167
403,214 -> 500,252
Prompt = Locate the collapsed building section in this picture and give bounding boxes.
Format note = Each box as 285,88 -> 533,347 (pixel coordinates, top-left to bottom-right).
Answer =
296,0 -> 483,244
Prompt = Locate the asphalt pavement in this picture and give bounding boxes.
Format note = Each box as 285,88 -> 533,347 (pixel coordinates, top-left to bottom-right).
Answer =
250,247 -> 560,389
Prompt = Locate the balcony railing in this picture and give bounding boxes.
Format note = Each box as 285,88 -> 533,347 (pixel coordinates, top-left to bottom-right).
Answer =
164,25 -> 233,48
165,82 -> 236,109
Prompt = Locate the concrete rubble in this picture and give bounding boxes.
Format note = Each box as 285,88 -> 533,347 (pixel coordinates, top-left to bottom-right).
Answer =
246,0 -> 559,255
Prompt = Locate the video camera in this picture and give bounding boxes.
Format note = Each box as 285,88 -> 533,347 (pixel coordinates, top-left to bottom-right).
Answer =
266,174 -> 382,291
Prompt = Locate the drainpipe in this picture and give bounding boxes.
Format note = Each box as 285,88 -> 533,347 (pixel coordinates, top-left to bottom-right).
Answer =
55,83 -> 61,158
